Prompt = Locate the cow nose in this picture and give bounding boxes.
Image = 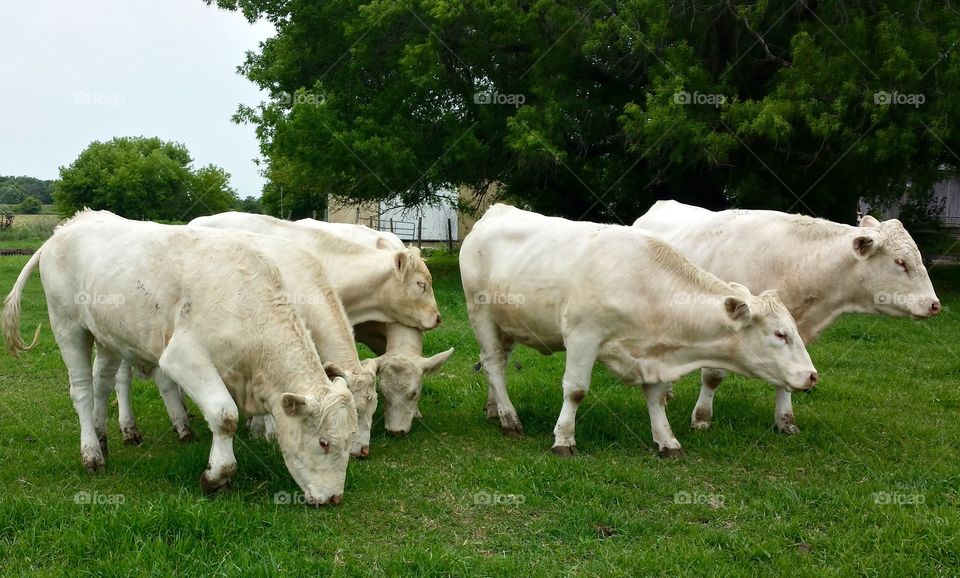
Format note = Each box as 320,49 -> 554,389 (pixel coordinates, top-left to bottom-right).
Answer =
329,494 -> 343,506
359,445 -> 370,458
930,301 -> 941,316
435,314 -> 442,326
386,429 -> 407,438
808,372 -> 819,388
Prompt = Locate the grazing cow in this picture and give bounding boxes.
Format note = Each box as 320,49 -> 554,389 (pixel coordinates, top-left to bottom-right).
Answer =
634,200 -> 940,433
109,231 -> 379,457
3,210 -> 357,505
297,219 -> 454,435
461,204 -> 819,456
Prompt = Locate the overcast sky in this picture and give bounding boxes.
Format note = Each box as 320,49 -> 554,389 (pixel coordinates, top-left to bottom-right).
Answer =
0,1 -> 273,197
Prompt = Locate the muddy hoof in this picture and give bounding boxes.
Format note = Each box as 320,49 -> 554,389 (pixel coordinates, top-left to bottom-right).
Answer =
657,446 -> 685,459
552,445 -> 578,457
122,428 -> 144,446
178,429 -> 196,444
501,425 -> 524,439
690,421 -> 712,431
83,455 -> 106,474
776,423 -> 800,435
199,472 -> 230,495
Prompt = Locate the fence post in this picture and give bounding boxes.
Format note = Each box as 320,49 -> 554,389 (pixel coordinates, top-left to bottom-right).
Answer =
389,218 -> 394,234
417,217 -> 423,250
447,218 -> 453,253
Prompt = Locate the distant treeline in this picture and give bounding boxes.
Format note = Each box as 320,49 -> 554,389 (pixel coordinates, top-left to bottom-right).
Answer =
0,176 -> 54,205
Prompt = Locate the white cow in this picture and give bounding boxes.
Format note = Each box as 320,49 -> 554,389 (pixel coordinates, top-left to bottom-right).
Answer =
3,210 -> 357,505
461,204 -> 819,456
634,200 -> 940,433
108,231 -> 379,457
297,218 -> 454,435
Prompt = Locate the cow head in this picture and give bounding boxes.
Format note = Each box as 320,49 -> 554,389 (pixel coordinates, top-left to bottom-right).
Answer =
854,216 -> 940,318
272,377 -> 357,506
370,348 -> 454,436
378,248 -> 442,331
724,286 -> 819,393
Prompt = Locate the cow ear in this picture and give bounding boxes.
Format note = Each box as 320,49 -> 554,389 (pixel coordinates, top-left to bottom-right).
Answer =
394,250 -> 409,279
724,297 -> 752,323
375,238 -> 392,250
281,393 -> 308,416
859,215 -> 881,227
853,235 -> 878,258
420,347 -> 454,373
760,288 -> 780,300
323,362 -> 345,380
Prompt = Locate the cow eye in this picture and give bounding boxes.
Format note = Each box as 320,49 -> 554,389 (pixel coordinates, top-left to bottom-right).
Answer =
895,258 -> 908,273
416,281 -> 426,292
319,438 -> 330,452
774,330 -> 788,343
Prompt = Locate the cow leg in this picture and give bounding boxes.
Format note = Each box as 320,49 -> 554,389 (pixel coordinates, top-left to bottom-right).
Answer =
473,321 -> 522,437
158,339 -> 239,494
551,340 -> 597,457
114,360 -> 143,445
485,333 -> 514,421
774,387 -> 800,434
55,328 -> 103,472
691,368 -> 726,431
92,347 -> 122,457
155,372 -> 195,442
644,383 -> 683,458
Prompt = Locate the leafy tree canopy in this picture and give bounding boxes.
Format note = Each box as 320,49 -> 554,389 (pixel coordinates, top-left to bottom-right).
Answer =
54,136 -> 240,221
0,175 -> 54,205
209,0 -> 960,223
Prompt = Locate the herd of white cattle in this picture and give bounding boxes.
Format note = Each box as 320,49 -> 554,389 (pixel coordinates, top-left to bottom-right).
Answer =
1,201 -> 941,505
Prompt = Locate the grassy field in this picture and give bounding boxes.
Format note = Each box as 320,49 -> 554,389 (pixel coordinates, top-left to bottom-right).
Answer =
1,242 -> 959,576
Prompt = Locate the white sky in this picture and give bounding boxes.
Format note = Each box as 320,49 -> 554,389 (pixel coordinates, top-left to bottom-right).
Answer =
0,0 -> 274,197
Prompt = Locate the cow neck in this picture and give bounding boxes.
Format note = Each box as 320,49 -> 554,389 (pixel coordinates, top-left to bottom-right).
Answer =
257,314 -> 329,413
324,250 -> 400,324
383,323 -> 423,355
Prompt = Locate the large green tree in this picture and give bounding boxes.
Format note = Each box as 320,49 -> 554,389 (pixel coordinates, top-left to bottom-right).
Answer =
210,0 -> 960,223
54,136 -> 239,220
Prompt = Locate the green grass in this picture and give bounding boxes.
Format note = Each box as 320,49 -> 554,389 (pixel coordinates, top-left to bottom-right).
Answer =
1,247 -> 960,576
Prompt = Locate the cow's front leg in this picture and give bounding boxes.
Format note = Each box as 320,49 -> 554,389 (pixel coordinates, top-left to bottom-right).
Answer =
92,348 -> 121,457
774,387 -> 799,434
551,340 -> 597,457
643,383 -> 683,458
158,342 -> 239,494
691,368 -> 726,431
114,361 -> 143,445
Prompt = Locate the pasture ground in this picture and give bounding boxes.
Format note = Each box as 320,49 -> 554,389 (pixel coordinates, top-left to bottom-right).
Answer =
0,242 -> 959,576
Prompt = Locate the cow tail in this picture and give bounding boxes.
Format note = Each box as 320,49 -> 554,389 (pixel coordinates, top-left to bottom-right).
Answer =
3,248 -> 42,356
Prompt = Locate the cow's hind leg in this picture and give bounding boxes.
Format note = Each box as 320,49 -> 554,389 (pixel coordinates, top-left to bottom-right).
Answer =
774,387 -> 799,434
155,372 -> 194,442
484,333 -> 515,421
55,327 -> 103,472
158,337 -> 239,494
644,383 -> 683,458
472,318 -> 522,437
114,360 -> 143,445
92,347 -> 122,457
691,368 -> 726,431
551,338 -> 597,457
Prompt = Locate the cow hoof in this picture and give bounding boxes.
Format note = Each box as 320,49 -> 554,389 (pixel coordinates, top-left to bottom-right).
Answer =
499,414 -> 524,438
121,427 -> 144,446
199,473 -> 226,495
657,446 -> 685,459
776,423 -> 800,435
552,445 -> 578,457
82,453 -> 106,474
690,420 -> 712,432
178,429 -> 196,444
